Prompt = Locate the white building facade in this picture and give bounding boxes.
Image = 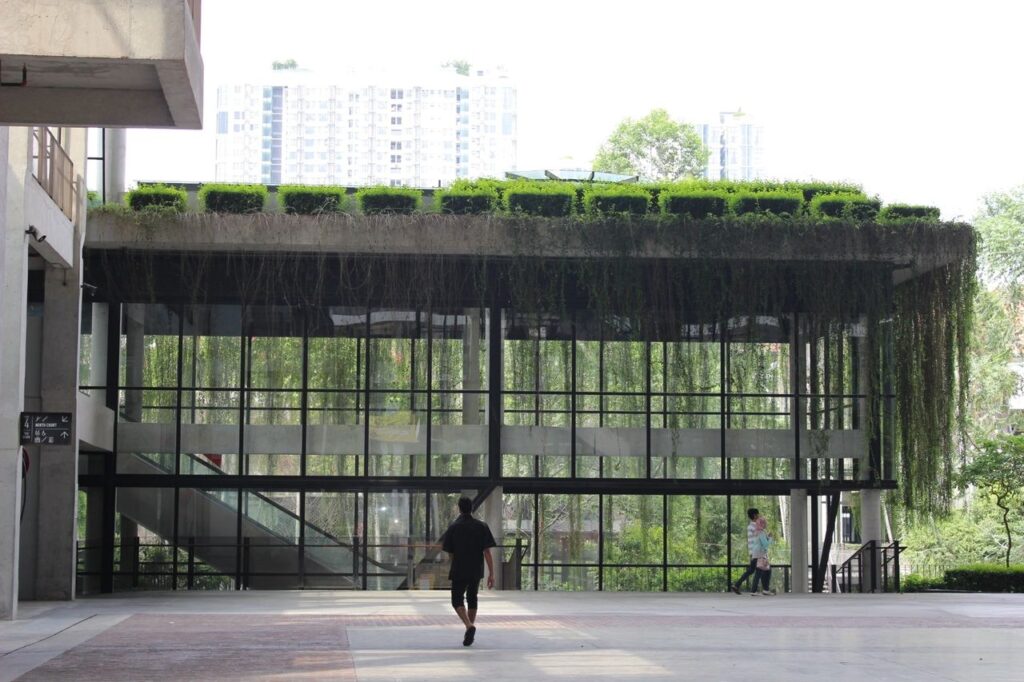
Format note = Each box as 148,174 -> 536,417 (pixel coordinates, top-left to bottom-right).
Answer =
215,67 -> 517,187
698,111 -> 764,181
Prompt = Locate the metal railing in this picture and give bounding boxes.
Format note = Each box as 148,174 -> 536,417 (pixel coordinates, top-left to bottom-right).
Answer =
32,127 -> 77,222
831,539 -> 902,593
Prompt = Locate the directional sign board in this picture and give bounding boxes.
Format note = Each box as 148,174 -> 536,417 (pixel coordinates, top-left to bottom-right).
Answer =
20,412 -> 73,445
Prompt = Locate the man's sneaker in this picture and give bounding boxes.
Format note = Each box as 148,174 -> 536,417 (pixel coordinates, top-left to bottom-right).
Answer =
730,584 -> 741,595
750,591 -> 760,596
463,626 -> 476,646
761,590 -> 774,596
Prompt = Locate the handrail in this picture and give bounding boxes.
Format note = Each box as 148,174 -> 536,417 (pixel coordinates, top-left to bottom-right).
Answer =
32,127 -> 77,222
831,539 -> 902,593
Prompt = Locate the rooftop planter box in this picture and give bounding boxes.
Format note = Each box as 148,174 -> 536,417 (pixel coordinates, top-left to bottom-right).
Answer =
659,190 -> 729,218
730,191 -> 805,217
583,185 -> 651,216
810,193 -> 881,220
880,204 -> 941,221
199,183 -> 268,214
279,185 -> 348,214
504,182 -> 576,217
436,187 -> 498,215
126,184 -> 187,212
356,187 -> 422,215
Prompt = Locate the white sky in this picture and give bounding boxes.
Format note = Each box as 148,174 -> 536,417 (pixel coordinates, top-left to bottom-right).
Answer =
127,0 -> 1024,221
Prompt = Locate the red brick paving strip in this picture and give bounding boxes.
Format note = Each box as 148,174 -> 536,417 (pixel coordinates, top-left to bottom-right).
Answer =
17,611 -> 1024,681
17,615 -> 356,681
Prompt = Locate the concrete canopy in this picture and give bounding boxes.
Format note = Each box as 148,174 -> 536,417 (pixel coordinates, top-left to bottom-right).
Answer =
0,0 -> 203,128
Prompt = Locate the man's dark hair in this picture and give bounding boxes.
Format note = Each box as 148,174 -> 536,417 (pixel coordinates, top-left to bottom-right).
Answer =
458,497 -> 473,514
747,508 -> 759,520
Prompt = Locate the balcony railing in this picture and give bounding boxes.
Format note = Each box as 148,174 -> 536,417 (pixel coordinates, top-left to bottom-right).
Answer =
32,127 -> 77,222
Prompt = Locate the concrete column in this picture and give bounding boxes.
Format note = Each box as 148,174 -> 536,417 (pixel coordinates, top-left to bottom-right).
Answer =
0,128 -> 31,620
789,489 -> 808,594
79,488 -> 105,595
479,486 -> 503,589
34,235 -> 84,600
103,128 -> 127,205
860,489 -> 883,592
462,308 -> 482,476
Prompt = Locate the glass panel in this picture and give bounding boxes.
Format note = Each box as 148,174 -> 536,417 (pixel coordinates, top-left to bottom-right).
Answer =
537,494 -> 598,591
114,487 -> 176,591
653,328 -> 722,479
119,303 -> 180,389
304,491 -> 360,588
177,488 -> 238,590
668,495 -> 728,565
603,495 -> 662,566
242,490 -> 300,588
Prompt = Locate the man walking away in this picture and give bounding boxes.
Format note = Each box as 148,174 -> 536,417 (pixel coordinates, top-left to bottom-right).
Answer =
441,496 -> 497,646
731,508 -> 761,595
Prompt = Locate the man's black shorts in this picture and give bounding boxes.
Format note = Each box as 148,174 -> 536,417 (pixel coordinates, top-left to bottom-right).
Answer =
451,578 -> 480,610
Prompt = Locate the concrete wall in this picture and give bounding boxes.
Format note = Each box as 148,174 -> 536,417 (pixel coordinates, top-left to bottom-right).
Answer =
0,127 -> 31,619
1,125 -> 88,618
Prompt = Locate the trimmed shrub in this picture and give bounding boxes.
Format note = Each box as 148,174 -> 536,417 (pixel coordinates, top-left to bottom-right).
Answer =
788,181 -> 863,202
437,186 -> 499,215
810,193 -> 881,220
944,564 -> 1024,592
199,183 -> 267,213
583,185 -> 651,216
730,191 -> 804,216
503,182 -> 575,217
879,204 -> 941,221
278,185 -> 347,214
660,190 -> 729,218
901,574 -> 946,592
126,184 -> 187,212
355,187 -> 422,215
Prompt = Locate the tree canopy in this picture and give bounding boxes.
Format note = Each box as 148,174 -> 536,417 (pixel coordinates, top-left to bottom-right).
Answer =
592,109 -> 709,181
976,185 -> 1024,292
957,435 -> 1024,567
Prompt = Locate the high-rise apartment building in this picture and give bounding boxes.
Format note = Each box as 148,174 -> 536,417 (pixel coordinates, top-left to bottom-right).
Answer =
698,110 -> 764,181
215,66 -> 517,186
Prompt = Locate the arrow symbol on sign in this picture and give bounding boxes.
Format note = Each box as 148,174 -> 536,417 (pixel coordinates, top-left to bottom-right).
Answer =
61,415 -> 69,423
61,431 -> 70,438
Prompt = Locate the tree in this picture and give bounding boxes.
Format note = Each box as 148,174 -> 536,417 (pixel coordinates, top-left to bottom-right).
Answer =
957,435 -> 1024,567
592,109 -> 709,181
442,60 -> 471,76
976,185 -> 1024,292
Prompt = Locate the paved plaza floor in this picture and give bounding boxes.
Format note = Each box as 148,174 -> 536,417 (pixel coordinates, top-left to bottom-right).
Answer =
2,590 -> 1023,681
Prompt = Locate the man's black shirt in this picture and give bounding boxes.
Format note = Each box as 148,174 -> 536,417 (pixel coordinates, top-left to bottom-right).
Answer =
441,513 -> 497,581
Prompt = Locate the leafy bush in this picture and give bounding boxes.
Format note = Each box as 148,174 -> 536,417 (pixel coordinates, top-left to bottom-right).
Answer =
901,574 -> 946,592
355,187 -> 422,215
126,184 -> 188,212
503,182 -> 575,217
199,183 -> 267,213
810,193 -> 881,220
660,190 -> 729,218
278,185 -> 347,214
730,191 -> 804,216
583,185 -> 651,216
880,204 -> 941,221
788,181 -> 863,202
436,186 -> 499,214
944,564 -> 1024,592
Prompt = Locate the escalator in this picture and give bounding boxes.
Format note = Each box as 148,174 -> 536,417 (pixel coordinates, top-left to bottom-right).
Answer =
116,452 -> 406,589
